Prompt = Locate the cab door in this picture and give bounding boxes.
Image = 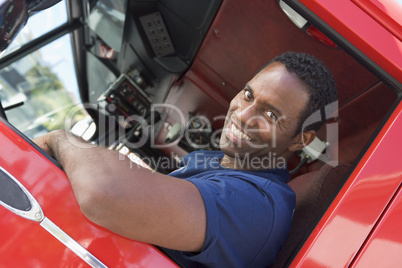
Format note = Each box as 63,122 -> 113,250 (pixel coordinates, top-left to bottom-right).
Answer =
0,1 -> 177,266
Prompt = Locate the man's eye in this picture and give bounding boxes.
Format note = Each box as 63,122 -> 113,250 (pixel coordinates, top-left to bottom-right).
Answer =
244,90 -> 252,100
266,111 -> 278,121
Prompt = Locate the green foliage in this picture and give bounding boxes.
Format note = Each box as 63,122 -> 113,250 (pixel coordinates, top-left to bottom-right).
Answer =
25,64 -> 86,131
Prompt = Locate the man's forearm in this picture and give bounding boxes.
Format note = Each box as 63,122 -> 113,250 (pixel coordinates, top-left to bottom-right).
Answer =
39,130 -> 136,219
34,130 -> 207,252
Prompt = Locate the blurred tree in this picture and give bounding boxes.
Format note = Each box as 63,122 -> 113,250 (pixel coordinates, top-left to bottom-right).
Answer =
25,64 -> 86,130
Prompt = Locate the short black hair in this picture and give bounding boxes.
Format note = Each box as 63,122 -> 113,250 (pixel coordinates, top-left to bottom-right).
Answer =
263,51 -> 337,135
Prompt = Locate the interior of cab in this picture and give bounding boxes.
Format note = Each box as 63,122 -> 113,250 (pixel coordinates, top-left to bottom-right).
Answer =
0,0 -> 399,266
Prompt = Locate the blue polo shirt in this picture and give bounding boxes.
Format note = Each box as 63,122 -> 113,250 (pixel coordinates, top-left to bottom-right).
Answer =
163,150 -> 295,267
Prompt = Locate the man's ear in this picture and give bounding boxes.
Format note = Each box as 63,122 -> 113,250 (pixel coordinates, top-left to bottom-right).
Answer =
288,130 -> 316,152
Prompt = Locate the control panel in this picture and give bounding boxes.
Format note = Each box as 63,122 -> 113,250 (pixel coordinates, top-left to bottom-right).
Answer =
98,74 -> 152,127
139,12 -> 175,57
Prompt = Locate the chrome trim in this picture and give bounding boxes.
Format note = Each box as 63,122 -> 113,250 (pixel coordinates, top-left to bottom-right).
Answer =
279,0 -> 308,29
0,165 -> 44,222
0,165 -> 107,267
40,217 -> 108,268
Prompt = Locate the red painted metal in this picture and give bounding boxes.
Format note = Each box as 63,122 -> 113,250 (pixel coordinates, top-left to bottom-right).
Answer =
298,0 -> 402,84
350,184 -> 402,267
351,0 -> 402,42
288,1 -> 402,265
290,100 -> 402,267
0,120 -> 178,267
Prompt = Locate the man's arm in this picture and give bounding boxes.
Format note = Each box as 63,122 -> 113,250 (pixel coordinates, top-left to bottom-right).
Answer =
34,130 -> 206,252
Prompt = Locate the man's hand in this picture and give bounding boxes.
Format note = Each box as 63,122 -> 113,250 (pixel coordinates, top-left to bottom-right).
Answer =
33,132 -> 54,156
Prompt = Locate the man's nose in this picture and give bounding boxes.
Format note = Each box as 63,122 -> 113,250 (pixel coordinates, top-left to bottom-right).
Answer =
236,102 -> 259,127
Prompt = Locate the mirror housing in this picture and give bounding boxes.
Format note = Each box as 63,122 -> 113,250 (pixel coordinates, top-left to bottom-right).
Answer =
0,0 -> 61,54
0,0 -> 28,53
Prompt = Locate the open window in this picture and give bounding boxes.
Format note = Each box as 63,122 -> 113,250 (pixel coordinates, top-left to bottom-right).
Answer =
0,0 -> 89,139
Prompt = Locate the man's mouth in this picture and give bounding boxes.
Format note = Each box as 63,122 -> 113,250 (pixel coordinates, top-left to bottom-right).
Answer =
229,122 -> 252,141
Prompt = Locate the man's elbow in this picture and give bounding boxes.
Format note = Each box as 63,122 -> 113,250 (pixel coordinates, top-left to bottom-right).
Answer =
74,185 -> 109,224
68,168 -> 115,223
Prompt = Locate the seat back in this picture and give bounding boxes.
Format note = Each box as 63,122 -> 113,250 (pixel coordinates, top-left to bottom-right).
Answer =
271,162 -> 350,268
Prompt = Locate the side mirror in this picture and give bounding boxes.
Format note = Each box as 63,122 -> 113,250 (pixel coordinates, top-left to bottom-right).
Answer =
0,0 -> 28,53
0,0 -> 62,54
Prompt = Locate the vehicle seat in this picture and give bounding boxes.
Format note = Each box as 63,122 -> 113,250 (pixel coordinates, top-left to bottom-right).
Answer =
271,162 -> 350,268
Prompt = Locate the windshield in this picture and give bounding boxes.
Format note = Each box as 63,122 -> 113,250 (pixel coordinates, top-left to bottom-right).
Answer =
0,0 -> 86,138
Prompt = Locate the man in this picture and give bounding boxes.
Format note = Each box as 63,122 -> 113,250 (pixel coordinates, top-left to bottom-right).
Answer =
34,51 -> 337,267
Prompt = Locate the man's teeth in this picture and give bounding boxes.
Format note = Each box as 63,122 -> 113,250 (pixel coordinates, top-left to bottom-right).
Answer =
231,123 -> 251,141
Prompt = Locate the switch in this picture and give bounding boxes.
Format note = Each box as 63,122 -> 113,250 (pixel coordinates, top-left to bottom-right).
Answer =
140,12 -> 175,56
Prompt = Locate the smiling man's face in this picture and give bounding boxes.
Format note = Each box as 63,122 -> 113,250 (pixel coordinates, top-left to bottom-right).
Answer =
219,62 -> 311,169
